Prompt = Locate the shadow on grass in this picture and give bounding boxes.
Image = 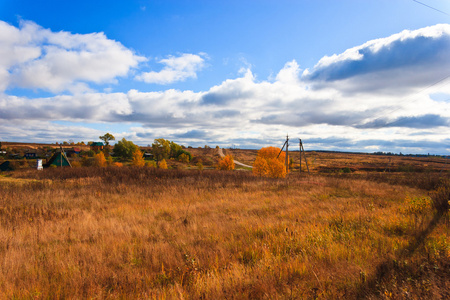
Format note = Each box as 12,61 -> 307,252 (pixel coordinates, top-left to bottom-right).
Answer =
356,210 -> 446,299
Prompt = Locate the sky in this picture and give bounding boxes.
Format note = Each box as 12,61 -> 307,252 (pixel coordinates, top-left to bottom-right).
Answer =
0,0 -> 450,154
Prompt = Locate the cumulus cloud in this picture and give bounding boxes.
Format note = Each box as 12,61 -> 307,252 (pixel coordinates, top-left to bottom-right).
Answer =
136,53 -> 206,84
2,22 -> 450,154
0,20 -> 145,93
303,24 -> 450,94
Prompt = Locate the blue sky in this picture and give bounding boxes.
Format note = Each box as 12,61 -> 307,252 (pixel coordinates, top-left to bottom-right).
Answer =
0,0 -> 450,154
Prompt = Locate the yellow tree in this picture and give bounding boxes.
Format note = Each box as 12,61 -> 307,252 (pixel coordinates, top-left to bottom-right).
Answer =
218,155 -> 235,170
93,151 -> 107,167
252,156 -> 269,177
159,159 -> 168,169
252,147 -> 287,178
131,148 -> 145,167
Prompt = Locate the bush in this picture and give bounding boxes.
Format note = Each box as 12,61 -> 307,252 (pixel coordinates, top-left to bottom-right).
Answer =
176,149 -> 192,162
252,147 -> 286,178
93,152 -> 107,167
159,159 -> 168,169
342,167 -> 352,173
218,155 -> 235,170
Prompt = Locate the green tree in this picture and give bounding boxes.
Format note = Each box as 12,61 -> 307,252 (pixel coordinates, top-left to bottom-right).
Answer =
176,149 -> 192,162
170,141 -> 182,158
113,138 -> 138,160
99,133 -> 115,146
152,138 -> 171,163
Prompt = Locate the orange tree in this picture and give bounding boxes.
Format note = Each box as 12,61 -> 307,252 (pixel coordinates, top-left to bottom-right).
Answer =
93,151 -> 107,167
131,148 -> 145,167
159,159 -> 168,169
252,146 -> 287,178
218,155 -> 235,170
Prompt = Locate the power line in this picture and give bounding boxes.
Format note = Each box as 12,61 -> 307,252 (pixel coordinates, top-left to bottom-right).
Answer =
412,0 -> 450,17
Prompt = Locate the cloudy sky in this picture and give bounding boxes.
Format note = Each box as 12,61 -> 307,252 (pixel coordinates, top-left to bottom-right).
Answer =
1,0 -> 450,154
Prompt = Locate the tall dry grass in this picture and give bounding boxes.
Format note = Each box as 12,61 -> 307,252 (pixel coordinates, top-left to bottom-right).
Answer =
0,168 -> 448,298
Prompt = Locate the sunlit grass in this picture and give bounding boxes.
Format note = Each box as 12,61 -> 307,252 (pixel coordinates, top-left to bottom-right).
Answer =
0,167 -> 448,298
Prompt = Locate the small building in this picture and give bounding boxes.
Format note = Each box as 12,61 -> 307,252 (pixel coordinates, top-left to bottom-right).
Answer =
72,147 -> 81,154
24,151 -> 37,159
44,151 -> 72,168
144,152 -> 154,160
66,147 -> 82,157
90,142 -> 104,152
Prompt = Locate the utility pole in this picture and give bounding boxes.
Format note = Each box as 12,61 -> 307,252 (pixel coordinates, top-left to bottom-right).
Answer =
277,135 -> 290,175
299,139 -> 310,174
299,139 -> 302,174
285,134 -> 289,174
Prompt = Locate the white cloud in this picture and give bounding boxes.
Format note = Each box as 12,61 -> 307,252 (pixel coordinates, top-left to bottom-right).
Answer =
0,20 -> 145,93
136,53 -> 206,84
2,22 -> 450,154
303,24 -> 450,95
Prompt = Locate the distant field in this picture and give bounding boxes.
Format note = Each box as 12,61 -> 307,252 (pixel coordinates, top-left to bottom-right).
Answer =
0,162 -> 448,298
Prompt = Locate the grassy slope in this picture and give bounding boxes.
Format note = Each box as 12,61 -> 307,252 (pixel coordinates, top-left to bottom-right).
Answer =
0,167 -> 448,299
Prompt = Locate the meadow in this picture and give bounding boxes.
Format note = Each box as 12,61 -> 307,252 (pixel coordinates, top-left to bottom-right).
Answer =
0,161 -> 449,298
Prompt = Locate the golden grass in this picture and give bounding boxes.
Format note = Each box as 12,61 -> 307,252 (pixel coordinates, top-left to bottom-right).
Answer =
0,167 -> 448,299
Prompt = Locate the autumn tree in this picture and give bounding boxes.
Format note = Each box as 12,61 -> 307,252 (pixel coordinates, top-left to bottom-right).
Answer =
113,138 -> 138,160
131,148 -> 145,167
252,146 -> 287,178
152,138 -> 188,163
178,153 -> 190,163
93,151 -> 107,167
252,156 -> 269,177
159,159 -> 168,169
99,133 -> 115,146
218,155 -> 235,170
152,139 -> 170,163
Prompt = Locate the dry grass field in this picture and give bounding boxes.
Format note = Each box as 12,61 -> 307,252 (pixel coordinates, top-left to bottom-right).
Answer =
0,151 -> 449,299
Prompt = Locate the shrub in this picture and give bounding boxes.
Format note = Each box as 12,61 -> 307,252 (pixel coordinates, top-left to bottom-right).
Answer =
267,158 -> 286,178
176,149 -> 192,162
342,167 -> 352,173
93,151 -> 107,167
252,156 -> 269,177
71,160 -> 82,168
252,147 -> 286,178
218,155 -> 235,170
178,153 -> 190,163
159,159 -> 168,169
146,161 -> 157,168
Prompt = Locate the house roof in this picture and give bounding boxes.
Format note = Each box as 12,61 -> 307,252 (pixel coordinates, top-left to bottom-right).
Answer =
44,151 -> 72,167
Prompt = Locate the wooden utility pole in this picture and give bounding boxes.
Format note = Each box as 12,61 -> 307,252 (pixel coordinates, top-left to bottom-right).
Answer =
285,135 -> 289,174
277,135 -> 290,174
60,145 -> 63,168
299,139 -> 310,174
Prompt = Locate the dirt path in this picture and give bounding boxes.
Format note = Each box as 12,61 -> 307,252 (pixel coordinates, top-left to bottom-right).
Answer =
217,148 -> 253,168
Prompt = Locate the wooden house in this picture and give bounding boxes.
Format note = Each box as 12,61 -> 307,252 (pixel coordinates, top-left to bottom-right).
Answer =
90,142 -> 104,152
